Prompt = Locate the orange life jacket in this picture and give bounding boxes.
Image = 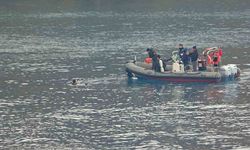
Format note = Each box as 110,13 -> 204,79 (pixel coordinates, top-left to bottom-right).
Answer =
144,57 -> 152,64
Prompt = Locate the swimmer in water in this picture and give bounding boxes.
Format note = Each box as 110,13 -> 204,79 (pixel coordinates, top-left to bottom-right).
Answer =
72,79 -> 77,85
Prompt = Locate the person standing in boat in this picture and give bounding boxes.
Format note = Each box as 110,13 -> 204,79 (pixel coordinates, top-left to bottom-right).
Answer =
189,46 -> 199,71
146,48 -> 155,58
152,50 -> 158,71
178,44 -> 190,69
178,44 -> 184,57
145,48 -> 156,64
213,47 -> 223,67
178,44 -> 189,66
144,48 -> 154,64
157,55 -> 164,72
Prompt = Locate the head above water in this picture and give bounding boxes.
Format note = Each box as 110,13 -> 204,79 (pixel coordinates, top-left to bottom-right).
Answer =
72,79 -> 77,85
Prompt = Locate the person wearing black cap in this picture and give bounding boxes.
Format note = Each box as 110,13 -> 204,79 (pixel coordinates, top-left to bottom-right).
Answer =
146,48 -> 155,58
189,46 -> 199,71
72,79 -> 77,85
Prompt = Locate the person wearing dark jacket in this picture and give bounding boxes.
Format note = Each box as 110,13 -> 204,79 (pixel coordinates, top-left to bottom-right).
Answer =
178,44 -> 189,67
152,51 -> 158,71
178,44 -> 184,58
189,46 -> 199,71
146,48 -> 155,58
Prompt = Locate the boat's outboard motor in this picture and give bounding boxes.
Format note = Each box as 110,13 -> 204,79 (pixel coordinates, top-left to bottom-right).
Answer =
228,64 -> 238,78
220,65 -> 231,78
220,64 -> 239,79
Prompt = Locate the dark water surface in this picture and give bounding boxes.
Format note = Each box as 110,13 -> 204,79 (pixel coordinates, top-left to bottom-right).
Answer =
1,0 -> 250,149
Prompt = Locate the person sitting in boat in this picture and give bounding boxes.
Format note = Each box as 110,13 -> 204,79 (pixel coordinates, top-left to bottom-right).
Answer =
188,46 -> 199,71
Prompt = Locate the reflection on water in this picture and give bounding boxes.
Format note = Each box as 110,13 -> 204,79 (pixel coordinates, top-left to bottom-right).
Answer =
1,0 -> 250,149
127,78 -> 242,103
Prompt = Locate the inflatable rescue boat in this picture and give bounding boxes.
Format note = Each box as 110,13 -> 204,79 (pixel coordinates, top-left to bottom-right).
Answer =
125,47 -> 240,83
